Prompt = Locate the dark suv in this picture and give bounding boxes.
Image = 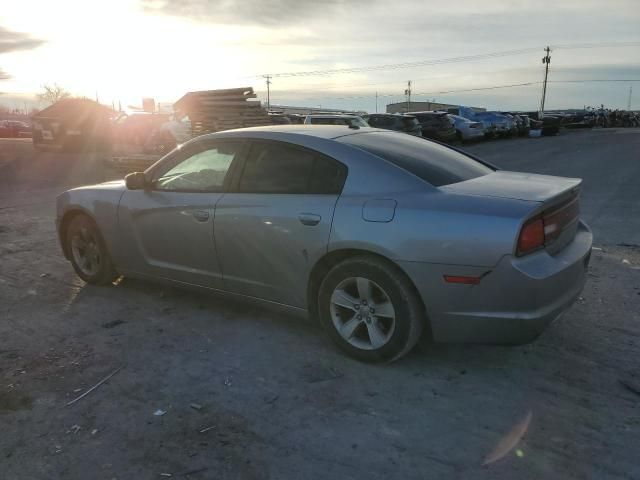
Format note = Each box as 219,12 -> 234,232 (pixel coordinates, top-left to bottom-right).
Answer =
410,111 -> 457,143
365,114 -> 422,136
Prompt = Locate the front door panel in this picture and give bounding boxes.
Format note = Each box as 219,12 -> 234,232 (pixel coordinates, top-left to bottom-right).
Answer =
117,190 -> 223,288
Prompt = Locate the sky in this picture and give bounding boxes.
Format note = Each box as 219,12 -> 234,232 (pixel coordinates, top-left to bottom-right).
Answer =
1,0 -> 639,113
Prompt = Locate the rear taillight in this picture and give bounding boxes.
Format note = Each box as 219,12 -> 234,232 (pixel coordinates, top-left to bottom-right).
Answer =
517,216 -> 545,256
516,197 -> 580,256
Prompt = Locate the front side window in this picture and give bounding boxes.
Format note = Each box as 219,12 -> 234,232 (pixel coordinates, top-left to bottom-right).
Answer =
153,142 -> 240,192
238,142 -> 346,194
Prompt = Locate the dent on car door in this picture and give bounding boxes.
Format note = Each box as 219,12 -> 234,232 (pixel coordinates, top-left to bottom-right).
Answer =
214,140 -> 347,307
116,140 -> 244,288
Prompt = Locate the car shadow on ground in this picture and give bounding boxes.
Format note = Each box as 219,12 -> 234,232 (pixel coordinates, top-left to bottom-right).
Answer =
65,274 -> 528,375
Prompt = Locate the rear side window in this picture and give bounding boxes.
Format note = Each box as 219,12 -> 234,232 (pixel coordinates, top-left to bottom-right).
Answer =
238,142 -> 346,194
337,132 -> 493,187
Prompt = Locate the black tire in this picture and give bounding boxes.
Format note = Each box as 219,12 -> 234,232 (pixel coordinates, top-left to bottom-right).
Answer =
65,215 -> 118,285
318,255 -> 424,363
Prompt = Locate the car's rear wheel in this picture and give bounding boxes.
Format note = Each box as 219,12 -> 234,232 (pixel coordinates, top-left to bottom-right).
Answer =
66,215 -> 117,285
318,256 -> 424,362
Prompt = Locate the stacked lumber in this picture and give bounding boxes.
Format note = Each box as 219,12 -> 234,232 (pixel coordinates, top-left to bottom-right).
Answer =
173,87 -> 272,136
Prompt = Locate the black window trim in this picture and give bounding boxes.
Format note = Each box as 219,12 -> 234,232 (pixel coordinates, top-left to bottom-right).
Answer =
228,138 -> 348,195
144,138 -> 249,194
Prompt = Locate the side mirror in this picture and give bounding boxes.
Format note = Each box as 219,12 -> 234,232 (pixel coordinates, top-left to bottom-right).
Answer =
125,172 -> 148,190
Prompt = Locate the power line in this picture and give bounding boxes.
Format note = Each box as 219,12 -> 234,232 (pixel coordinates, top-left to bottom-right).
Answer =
269,79 -> 640,102
256,47 -> 541,78
254,41 -> 640,79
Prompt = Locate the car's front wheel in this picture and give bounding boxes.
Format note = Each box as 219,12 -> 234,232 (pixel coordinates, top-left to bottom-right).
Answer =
66,215 -> 118,285
318,256 -> 424,362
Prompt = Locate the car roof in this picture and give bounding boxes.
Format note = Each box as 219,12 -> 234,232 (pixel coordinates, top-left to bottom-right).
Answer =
201,124 -> 378,140
369,113 -> 414,118
305,114 -> 361,118
410,111 -> 447,115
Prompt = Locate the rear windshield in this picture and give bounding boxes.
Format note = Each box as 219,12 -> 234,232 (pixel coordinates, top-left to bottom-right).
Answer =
337,132 -> 493,186
310,116 -> 369,127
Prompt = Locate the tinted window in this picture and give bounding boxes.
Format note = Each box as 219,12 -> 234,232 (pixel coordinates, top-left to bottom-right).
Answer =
337,132 -> 493,187
402,117 -> 420,128
368,116 -> 394,128
309,116 -> 368,127
153,142 -> 240,192
238,142 -> 346,194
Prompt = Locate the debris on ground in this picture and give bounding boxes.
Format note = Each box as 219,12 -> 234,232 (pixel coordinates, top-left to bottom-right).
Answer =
176,466 -> 208,477
223,378 -> 232,387
619,378 -> 640,397
102,319 -> 125,329
66,366 -> 124,406
189,403 -> 202,411
198,426 -> 215,433
68,424 -> 81,434
302,364 -> 343,383
154,409 -> 167,416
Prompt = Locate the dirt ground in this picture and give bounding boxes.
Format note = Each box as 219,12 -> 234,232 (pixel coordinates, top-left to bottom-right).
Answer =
1,130 -> 639,480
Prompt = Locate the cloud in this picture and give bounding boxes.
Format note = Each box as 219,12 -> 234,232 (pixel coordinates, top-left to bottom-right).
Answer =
0,26 -> 45,55
0,68 -> 10,80
142,0 -> 363,25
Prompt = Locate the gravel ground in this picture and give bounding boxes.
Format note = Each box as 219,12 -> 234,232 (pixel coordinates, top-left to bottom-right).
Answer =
1,129 -> 639,480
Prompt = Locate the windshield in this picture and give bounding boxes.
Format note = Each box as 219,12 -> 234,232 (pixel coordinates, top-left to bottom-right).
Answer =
337,131 -> 493,186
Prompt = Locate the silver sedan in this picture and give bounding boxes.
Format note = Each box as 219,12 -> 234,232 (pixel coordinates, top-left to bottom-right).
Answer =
56,125 -> 592,362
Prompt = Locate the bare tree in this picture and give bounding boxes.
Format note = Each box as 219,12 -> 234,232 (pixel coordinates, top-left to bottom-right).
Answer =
37,83 -> 71,105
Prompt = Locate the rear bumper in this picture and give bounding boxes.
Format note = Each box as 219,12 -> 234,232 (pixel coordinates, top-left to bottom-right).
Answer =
398,221 -> 592,344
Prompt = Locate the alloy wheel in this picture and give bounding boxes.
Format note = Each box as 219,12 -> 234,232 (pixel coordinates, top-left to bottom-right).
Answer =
329,276 -> 396,350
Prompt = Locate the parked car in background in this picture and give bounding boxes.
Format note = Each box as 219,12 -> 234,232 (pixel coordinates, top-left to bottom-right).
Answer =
268,114 -> 292,125
410,111 -> 456,143
0,120 -> 32,138
364,114 -> 422,136
447,114 -> 485,142
286,114 -> 306,124
56,125 -> 592,362
474,112 -> 510,137
32,98 -> 113,152
112,112 -> 171,147
524,112 -> 562,136
144,116 -> 193,154
514,114 -> 531,136
304,114 -> 369,127
498,112 -> 518,136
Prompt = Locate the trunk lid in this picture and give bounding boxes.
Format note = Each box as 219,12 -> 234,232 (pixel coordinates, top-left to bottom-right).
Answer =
441,171 -> 582,255
440,171 -> 580,203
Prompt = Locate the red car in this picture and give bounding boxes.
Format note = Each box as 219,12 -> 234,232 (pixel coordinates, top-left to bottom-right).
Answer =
0,120 -> 32,138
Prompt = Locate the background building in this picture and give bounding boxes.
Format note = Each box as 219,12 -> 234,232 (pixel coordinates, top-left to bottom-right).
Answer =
386,101 -> 485,114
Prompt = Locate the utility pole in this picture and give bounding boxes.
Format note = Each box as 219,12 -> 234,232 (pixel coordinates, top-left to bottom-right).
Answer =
627,85 -> 633,110
404,80 -> 412,113
540,46 -> 551,116
264,75 -> 272,110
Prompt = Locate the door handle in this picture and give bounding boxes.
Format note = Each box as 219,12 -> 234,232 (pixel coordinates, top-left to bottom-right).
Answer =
192,210 -> 210,222
298,213 -> 321,226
